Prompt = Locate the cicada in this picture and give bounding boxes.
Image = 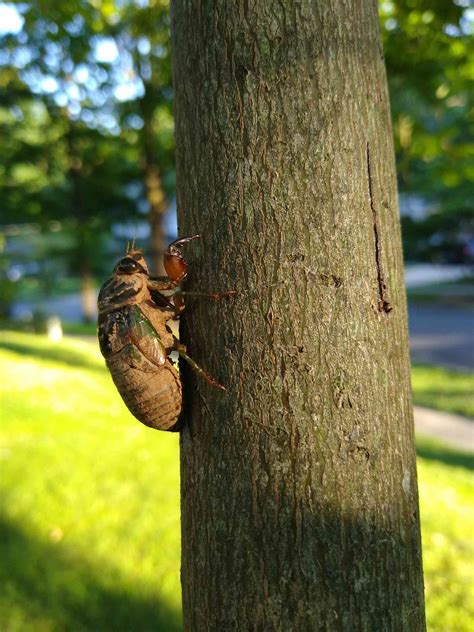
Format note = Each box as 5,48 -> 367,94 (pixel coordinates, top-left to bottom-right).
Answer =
98,237 -> 232,431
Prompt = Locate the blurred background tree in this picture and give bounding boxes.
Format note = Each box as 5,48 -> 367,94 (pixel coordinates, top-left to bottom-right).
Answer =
381,0 -> 473,262
107,0 -> 174,275
0,0 -> 472,321
0,0 -> 174,320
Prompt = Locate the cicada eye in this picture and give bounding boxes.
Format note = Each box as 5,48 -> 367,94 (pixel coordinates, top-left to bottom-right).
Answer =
114,257 -> 145,275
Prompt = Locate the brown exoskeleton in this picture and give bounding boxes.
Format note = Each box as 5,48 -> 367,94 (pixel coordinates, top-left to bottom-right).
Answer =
98,236 -> 234,431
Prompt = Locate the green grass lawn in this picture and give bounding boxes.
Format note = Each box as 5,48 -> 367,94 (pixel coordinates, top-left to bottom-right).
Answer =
0,331 -> 472,631
417,439 -> 474,631
0,332 -> 181,632
412,364 -> 474,418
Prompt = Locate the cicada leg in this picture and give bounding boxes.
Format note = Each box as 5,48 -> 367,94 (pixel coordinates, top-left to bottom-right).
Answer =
164,235 -> 201,284
176,290 -> 238,301
148,237 -> 200,315
147,278 -> 178,292
172,336 -> 226,391
149,237 -> 237,317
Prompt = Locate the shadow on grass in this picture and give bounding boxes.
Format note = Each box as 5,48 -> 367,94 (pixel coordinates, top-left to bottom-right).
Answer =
0,518 -> 182,632
0,340 -> 105,373
416,437 -> 474,471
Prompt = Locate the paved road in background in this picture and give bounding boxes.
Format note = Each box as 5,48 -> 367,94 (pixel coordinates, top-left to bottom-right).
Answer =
408,304 -> 473,371
414,406 -> 473,452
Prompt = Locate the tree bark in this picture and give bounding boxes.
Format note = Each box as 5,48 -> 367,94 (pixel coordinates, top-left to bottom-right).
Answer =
171,2 -> 426,631
140,90 -> 168,276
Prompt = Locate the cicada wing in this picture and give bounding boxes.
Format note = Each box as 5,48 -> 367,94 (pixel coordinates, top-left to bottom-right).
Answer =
98,304 -> 167,367
127,305 -> 167,367
98,308 -> 130,357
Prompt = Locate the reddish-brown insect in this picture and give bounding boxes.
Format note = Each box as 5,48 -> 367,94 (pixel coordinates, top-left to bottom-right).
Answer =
98,236 -> 234,431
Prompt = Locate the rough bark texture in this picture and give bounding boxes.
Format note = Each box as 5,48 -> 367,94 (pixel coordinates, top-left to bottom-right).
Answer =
171,2 -> 426,631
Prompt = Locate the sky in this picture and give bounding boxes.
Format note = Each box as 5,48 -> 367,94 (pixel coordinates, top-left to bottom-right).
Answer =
0,3 -> 23,35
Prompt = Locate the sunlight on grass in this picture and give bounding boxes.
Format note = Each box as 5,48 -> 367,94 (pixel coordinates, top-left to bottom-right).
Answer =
0,331 -> 472,631
412,364 -> 474,418
417,438 -> 474,631
0,332 -> 181,632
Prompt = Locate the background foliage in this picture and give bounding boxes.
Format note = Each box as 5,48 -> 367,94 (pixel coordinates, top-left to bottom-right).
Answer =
0,0 -> 472,320
381,0 -> 473,261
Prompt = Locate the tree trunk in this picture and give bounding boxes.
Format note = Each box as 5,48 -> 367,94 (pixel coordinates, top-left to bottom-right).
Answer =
171,2 -> 426,631
79,263 -> 96,324
140,91 -> 168,276
66,127 -> 96,324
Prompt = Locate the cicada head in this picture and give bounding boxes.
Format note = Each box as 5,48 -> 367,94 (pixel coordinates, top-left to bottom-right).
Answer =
114,249 -> 149,277
99,249 -> 150,313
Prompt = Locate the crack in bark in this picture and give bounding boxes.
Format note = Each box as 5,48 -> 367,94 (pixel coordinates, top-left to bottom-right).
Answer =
366,142 -> 392,314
